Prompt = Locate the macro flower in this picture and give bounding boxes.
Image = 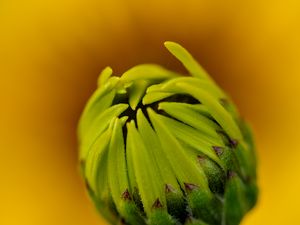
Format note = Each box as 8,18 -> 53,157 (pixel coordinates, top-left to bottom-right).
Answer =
78,42 -> 258,225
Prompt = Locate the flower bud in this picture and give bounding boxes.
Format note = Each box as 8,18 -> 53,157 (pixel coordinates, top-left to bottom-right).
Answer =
78,42 -> 258,225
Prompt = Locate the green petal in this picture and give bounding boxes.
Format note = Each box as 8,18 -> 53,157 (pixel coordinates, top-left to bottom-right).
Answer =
161,77 -> 226,99
147,108 -> 210,192
129,80 -> 149,110
85,126 -> 112,194
146,83 -> 166,93
121,64 -> 179,82
80,103 -> 129,160
127,121 -> 166,216
164,41 -> 210,80
154,113 -> 225,170
98,66 -> 113,87
78,84 -> 116,139
125,122 -> 137,194
161,82 -> 242,140
137,113 -> 186,221
142,91 -> 174,105
108,118 -> 147,225
158,102 -> 221,139
108,118 -> 129,210
136,110 -> 182,200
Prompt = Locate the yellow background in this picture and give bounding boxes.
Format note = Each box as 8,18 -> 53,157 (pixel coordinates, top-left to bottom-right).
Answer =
1,0 -> 299,224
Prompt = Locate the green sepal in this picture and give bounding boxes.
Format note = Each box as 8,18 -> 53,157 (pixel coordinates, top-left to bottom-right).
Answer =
239,121 -> 255,153
245,180 -> 259,210
217,146 -> 240,174
197,155 -> 226,194
86,187 -> 119,225
120,200 -> 147,225
234,142 -> 256,180
185,186 -> 222,225
165,184 -> 187,223
184,217 -> 210,225
148,208 -> 176,225
132,187 -> 144,213
219,97 -> 239,121
239,121 -> 257,177
224,172 -> 249,225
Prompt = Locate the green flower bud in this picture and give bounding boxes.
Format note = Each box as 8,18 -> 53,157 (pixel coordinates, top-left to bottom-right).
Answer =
78,42 -> 258,225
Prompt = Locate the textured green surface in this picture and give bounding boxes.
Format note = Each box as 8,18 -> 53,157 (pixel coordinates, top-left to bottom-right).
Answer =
78,42 -> 258,225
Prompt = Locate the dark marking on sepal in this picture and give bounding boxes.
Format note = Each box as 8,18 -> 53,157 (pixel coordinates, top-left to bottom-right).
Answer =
212,146 -> 224,156
227,171 -> 236,179
165,184 -> 176,193
220,98 -> 229,106
184,183 -> 199,192
121,189 -> 132,201
229,139 -> 239,148
152,198 -> 163,209
197,155 -> 205,162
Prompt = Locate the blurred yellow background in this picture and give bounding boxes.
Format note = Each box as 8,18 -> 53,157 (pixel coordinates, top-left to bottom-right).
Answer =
1,0 -> 300,224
